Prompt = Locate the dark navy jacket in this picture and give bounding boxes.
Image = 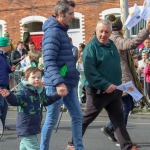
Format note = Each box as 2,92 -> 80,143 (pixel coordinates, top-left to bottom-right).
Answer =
0,50 -> 12,86
42,16 -> 79,87
5,82 -> 60,136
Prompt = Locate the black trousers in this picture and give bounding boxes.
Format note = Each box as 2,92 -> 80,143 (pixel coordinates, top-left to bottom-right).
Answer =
82,86 -> 133,150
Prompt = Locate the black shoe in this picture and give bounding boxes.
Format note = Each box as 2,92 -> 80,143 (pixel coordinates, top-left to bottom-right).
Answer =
101,126 -> 117,142
4,126 -> 11,130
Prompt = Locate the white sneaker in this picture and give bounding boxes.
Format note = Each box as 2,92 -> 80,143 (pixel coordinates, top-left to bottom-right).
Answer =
116,142 -> 120,147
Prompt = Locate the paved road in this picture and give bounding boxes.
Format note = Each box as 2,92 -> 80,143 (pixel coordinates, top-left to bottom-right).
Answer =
0,110 -> 150,150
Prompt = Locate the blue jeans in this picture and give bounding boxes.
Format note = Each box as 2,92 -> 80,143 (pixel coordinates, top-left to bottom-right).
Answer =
0,86 -> 8,126
107,94 -> 134,129
40,86 -> 84,150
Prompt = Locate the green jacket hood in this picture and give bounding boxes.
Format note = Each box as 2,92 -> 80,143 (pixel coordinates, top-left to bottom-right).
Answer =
21,79 -> 43,94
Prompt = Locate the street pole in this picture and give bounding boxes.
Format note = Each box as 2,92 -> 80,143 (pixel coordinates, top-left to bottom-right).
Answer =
120,0 -> 130,38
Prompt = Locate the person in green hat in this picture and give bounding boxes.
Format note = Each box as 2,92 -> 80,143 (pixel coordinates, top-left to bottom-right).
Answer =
4,32 -> 14,52
0,37 -> 16,127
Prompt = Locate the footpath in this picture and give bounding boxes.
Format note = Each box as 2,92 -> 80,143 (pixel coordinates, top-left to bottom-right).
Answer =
8,105 -> 150,114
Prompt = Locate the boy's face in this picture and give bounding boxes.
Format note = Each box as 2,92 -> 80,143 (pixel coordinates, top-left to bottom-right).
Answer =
27,71 -> 42,88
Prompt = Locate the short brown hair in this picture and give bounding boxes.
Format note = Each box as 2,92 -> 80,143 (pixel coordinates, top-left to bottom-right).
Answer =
17,41 -> 24,45
55,0 -> 75,17
24,67 -> 42,81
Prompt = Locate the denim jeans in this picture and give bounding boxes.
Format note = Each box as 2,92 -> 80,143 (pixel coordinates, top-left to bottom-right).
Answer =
40,86 -> 84,150
107,94 -> 134,129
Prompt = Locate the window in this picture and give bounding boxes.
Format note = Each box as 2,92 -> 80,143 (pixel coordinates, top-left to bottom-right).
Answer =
69,18 -> 80,29
27,22 -> 43,32
131,19 -> 146,36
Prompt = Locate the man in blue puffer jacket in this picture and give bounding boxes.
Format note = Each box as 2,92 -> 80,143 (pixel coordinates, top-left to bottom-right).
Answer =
40,0 -> 84,150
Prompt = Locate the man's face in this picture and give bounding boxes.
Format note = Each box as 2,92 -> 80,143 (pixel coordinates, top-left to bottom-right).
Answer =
144,39 -> 150,48
29,44 -> 36,52
61,6 -> 74,26
18,43 -> 24,50
3,46 -> 9,53
96,24 -> 112,45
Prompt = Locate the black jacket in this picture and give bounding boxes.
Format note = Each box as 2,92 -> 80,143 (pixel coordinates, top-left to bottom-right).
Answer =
11,48 -> 28,65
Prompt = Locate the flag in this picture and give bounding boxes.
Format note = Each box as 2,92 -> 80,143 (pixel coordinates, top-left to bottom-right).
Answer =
125,4 -> 142,29
141,0 -> 150,20
116,81 -> 143,101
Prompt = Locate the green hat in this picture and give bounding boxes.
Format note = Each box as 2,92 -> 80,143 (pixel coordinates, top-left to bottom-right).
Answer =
0,37 -> 10,47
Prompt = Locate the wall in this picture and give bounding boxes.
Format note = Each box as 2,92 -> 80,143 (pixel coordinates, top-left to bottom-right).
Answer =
0,0 -> 144,46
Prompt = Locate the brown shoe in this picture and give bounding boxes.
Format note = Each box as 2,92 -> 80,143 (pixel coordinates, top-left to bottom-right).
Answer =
66,144 -> 75,150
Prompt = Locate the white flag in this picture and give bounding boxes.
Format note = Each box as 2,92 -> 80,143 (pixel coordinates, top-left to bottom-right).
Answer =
116,81 -> 143,101
141,0 -> 150,20
125,4 -> 142,29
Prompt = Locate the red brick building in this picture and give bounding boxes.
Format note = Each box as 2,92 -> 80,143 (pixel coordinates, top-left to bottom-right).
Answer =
0,0 -> 145,48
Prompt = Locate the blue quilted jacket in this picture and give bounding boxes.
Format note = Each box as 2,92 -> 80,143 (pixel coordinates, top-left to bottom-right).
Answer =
42,16 -> 79,87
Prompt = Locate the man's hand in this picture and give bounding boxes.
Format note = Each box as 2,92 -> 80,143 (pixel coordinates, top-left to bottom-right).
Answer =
105,84 -> 116,94
56,83 -> 68,97
0,89 -> 10,97
146,18 -> 150,30
11,66 -> 16,72
21,55 -> 26,60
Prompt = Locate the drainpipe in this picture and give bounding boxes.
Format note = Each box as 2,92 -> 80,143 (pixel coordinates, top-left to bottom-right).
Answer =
120,0 -> 130,39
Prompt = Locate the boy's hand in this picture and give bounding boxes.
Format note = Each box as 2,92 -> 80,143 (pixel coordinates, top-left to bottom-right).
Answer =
0,89 -> 10,97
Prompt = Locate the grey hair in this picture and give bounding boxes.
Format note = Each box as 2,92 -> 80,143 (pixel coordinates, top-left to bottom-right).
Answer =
55,0 -> 75,17
96,20 -> 112,31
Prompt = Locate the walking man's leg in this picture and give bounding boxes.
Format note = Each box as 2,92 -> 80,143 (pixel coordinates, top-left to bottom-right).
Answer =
106,90 -> 133,150
40,86 -> 62,150
64,87 -> 84,150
